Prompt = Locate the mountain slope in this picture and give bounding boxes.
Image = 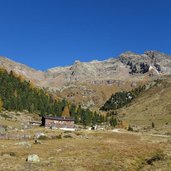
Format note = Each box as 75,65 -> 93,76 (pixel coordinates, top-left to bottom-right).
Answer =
0,50 -> 171,107
0,56 -> 44,85
117,77 -> 171,132
0,68 -> 104,126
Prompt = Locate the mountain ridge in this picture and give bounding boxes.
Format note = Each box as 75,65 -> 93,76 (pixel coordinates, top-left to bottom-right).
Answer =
1,50 -> 171,107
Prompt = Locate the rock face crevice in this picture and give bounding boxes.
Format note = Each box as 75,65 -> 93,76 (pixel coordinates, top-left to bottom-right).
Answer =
0,50 -> 171,107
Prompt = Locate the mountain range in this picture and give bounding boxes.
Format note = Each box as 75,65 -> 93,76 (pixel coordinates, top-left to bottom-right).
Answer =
1,50 -> 171,108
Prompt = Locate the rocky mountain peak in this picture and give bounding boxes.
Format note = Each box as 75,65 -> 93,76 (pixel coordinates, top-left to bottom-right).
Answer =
119,50 -> 171,74
1,50 -> 171,86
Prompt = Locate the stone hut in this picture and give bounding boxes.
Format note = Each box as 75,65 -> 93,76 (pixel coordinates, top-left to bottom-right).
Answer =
41,116 -> 75,129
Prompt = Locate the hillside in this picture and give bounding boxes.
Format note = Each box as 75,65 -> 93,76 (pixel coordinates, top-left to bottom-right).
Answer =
0,56 -> 44,85
116,77 -> 171,133
100,83 -> 148,111
0,50 -> 171,107
0,68 -> 104,126
0,68 -> 66,115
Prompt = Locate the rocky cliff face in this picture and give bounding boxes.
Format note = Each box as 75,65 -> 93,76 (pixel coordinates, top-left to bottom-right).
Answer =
0,50 -> 171,107
119,51 -> 171,75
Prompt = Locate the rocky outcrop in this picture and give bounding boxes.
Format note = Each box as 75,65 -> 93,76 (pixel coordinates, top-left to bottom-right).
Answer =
119,51 -> 171,75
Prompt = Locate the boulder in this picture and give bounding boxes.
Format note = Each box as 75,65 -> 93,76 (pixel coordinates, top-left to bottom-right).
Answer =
0,126 -> 6,134
35,132 -> 47,139
26,154 -> 40,163
34,139 -> 42,144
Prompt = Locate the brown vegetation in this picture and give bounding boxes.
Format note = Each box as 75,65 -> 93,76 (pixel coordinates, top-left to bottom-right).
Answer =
0,129 -> 170,171
118,77 -> 171,133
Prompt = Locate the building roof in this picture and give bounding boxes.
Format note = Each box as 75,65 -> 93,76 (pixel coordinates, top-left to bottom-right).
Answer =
42,116 -> 75,121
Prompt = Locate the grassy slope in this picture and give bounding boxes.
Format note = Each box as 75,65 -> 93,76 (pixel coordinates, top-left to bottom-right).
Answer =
60,79 -> 148,109
118,76 -> 171,132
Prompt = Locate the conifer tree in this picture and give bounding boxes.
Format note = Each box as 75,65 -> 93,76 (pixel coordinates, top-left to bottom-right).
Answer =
0,97 -> 3,112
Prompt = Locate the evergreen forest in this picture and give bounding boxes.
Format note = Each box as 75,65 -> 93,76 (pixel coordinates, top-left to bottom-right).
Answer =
100,84 -> 148,111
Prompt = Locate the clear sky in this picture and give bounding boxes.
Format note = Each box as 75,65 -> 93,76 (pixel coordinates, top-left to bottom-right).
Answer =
0,0 -> 171,70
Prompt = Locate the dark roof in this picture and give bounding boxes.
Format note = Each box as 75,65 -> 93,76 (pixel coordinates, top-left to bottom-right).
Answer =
42,116 -> 75,121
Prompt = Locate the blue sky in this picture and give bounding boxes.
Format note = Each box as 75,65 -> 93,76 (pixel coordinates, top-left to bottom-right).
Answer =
0,0 -> 171,70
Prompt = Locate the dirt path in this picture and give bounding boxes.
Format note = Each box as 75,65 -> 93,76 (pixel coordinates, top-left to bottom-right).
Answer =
112,128 -> 170,138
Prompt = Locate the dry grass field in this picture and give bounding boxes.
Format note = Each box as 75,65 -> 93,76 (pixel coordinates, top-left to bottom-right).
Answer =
118,78 -> 171,134
0,128 -> 170,171
0,77 -> 171,171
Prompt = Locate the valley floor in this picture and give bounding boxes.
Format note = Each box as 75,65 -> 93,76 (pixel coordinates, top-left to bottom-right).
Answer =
0,128 -> 170,171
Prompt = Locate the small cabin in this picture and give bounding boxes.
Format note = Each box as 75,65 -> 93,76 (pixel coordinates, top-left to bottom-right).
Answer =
42,116 -> 75,129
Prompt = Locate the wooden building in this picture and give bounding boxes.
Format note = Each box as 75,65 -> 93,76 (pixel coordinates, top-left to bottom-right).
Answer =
42,116 -> 75,129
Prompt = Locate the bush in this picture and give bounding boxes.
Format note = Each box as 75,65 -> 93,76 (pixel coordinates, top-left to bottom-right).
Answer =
152,122 -> 155,128
145,152 -> 165,165
128,125 -> 133,131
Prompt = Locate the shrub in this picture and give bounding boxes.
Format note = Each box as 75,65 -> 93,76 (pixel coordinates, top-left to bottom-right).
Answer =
128,125 -> 133,131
